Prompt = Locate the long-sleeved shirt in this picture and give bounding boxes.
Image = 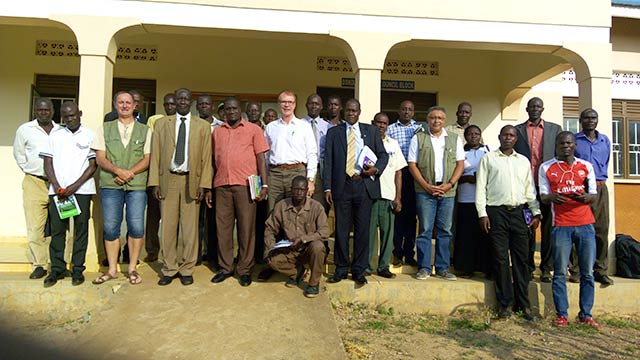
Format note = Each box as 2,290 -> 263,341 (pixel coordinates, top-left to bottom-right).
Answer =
475,149 -> 540,218
13,119 -> 60,177
263,197 -> 329,259
264,117 -> 318,178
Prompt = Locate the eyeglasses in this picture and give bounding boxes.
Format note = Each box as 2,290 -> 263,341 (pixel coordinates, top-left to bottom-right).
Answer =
278,100 -> 295,105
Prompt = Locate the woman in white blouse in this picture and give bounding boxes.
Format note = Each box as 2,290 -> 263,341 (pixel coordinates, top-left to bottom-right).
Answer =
453,125 -> 492,278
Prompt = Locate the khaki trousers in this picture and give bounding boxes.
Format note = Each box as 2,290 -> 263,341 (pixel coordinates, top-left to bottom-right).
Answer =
160,173 -> 199,277
216,185 -> 256,276
267,166 -> 306,211
267,240 -> 326,286
22,174 -> 50,268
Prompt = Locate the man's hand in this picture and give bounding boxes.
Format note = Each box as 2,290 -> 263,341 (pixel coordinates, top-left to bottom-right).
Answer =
152,186 -> 163,201
57,184 -> 78,202
549,193 -> 569,205
432,183 -> 453,197
307,180 -> 315,197
290,238 -> 303,249
205,190 -> 213,208
392,198 -> 402,213
115,168 -> 135,183
570,193 -> 596,205
325,191 -> 333,206
195,187 -> 205,204
529,217 -> 541,230
361,165 -> 378,178
256,186 -> 268,202
479,216 -> 491,234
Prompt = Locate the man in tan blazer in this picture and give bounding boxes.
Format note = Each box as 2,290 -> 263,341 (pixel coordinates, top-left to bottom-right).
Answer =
149,88 -> 213,286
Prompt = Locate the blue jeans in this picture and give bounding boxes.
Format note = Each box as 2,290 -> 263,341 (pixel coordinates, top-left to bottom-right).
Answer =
551,224 -> 596,319
100,188 -> 147,240
416,192 -> 454,273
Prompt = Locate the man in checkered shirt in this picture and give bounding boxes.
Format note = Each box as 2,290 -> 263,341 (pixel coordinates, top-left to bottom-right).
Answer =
386,100 -> 422,267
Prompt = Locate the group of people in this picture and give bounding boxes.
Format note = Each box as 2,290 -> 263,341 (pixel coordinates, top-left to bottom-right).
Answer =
14,89 -> 611,325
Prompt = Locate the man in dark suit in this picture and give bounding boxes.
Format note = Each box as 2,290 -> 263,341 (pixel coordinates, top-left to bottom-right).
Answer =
513,97 -> 562,282
323,99 -> 389,285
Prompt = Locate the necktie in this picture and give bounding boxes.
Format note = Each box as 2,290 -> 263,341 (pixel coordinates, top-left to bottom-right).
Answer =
311,119 -> 320,152
346,125 -> 356,177
175,117 -> 186,166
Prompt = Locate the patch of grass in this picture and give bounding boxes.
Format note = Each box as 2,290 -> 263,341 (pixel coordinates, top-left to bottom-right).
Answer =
375,304 -> 395,316
603,317 -> 640,330
416,314 -> 444,334
362,320 -> 390,330
449,318 -> 490,332
565,322 -> 599,335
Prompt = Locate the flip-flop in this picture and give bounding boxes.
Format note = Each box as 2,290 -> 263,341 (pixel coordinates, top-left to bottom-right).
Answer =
128,271 -> 142,285
92,272 -> 115,285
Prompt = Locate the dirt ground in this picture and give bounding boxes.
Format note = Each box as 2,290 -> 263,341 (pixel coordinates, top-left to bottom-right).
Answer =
332,301 -> 640,360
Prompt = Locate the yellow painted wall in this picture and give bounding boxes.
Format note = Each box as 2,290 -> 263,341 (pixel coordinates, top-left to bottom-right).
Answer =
0,24 -> 78,237
614,184 -> 640,241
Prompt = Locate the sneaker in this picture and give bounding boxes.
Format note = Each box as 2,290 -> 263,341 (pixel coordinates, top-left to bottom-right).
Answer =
304,285 -> 319,298
578,317 -> 601,330
285,277 -> 298,288
554,316 -> 568,327
416,268 -> 430,280
436,271 -> 457,281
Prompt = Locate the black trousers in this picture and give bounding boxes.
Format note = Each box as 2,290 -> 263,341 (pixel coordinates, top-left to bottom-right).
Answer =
393,168 -> 417,260
453,203 -> 491,274
334,178 -> 373,276
529,195 -> 553,274
48,194 -> 92,275
254,199 -> 268,263
487,205 -> 531,310
145,187 -> 161,257
198,201 -> 218,265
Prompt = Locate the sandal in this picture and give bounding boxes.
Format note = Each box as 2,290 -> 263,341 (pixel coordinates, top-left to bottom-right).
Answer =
128,271 -> 142,285
92,272 -> 115,285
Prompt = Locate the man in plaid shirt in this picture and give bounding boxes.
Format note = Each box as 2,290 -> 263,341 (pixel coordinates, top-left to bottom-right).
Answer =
386,100 -> 421,267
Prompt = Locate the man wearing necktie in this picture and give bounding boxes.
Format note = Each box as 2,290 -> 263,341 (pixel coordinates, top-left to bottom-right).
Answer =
303,94 -> 332,214
148,88 -> 213,286
323,99 -> 389,285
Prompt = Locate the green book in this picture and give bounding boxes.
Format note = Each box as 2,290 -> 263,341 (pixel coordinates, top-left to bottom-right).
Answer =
53,195 -> 81,220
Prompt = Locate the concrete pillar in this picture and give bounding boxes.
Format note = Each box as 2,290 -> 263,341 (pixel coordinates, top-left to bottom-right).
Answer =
50,15 -> 141,271
556,42 -> 616,273
329,31 -> 410,123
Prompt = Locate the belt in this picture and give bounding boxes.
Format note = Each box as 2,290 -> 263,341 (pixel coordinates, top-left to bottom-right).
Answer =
346,174 -> 363,181
27,173 -> 48,182
596,180 -> 606,186
170,170 -> 189,175
435,181 -> 443,186
270,163 -> 305,170
498,204 -> 524,211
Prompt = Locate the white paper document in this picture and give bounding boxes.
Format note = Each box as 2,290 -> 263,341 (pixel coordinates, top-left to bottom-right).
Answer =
357,145 -> 377,180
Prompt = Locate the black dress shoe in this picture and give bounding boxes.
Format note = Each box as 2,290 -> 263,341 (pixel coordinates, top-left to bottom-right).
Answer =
43,273 -> 63,288
568,273 -> 580,283
211,272 -> 231,283
180,275 -> 194,286
158,276 -> 174,286
257,267 -> 275,282
404,258 -> 419,267
29,266 -> 47,279
326,273 -> 348,283
71,274 -> 85,286
239,274 -> 252,287
391,256 -> 403,267
497,306 -> 511,319
595,273 -> 614,286
517,308 -> 534,321
353,274 -> 368,285
377,269 -> 396,279
540,272 -> 552,283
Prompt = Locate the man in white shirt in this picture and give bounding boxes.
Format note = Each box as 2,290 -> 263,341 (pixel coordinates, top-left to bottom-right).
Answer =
368,113 -> 407,278
40,102 -> 97,287
264,90 -> 318,211
13,98 -> 59,280
407,106 -> 465,281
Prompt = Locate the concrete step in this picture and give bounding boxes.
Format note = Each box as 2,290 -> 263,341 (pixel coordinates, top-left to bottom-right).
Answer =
325,273 -> 640,316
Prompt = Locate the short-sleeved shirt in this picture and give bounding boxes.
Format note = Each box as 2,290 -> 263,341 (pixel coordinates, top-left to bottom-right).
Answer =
575,131 -> 610,181
386,119 -> 420,160
40,126 -> 96,195
379,136 -> 407,201
91,119 -> 152,153
538,157 -> 597,227
457,145 -> 491,203
212,119 -> 269,188
407,128 -> 465,182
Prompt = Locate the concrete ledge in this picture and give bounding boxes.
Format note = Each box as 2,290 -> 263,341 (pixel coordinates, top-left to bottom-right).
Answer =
325,273 -> 640,317
0,272 -> 121,324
